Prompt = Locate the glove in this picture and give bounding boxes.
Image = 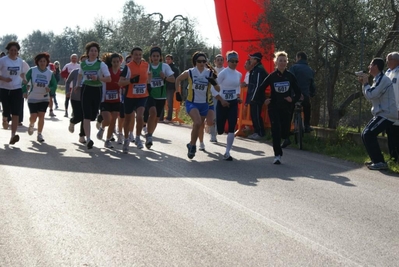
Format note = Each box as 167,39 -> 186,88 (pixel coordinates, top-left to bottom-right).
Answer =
130,75 -> 140,84
175,92 -> 182,102
206,77 -> 217,86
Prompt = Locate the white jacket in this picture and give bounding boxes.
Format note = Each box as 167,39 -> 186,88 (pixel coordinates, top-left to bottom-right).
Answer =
363,72 -> 397,121
385,67 -> 399,125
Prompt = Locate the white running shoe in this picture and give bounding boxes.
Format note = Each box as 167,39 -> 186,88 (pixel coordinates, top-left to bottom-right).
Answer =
145,136 -> 153,149
68,122 -> 75,133
199,142 -> 205,151
37,134 -> 44,143
28,124 -> 34,135
273,155 -> 281,165
142,126 -> 148,135
97,128 -> 104,140
248,133 -> 261,140
123,139 -> 129,154
104,140 -> 114,149
135,137 -> 143,149
117,133 -> 123,144
128,132 -> 134,142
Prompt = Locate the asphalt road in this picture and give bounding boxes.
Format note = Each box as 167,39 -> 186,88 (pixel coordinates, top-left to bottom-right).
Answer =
1,97 -> 398,267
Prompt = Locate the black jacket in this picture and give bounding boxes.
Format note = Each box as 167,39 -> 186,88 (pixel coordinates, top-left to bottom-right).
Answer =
166,63 -> 180,90
259,69 -> 301,109
245,63 -> 269,104
289,59 -> 316,97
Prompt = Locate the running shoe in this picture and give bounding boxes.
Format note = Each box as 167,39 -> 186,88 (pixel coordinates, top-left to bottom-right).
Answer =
367,162 -> 388,170
142,126 -> 148,135
123,139 -> 129,154
273,155 -> 281,165
97,128 -> 104,140
223,153 -> 233,161
64,112 -> 68,118
104,140 -> 114,149
87,140 -> 94,149
210,137 -> 218,143
28,124 -> 34,135
110,134 -> 115,142
145,136 -> 153,149
135,137 -> 143,149
117,133 -> 123,144
248,133 -> 261,140
186,143 -> 196,159
129,132 -> 134,142
9,135 -> 19,145
79,136 -> 86,144
49,110 -> 56,117
68,122 -> 75,133
199,142 -> 205,151
37,134 -> 44,143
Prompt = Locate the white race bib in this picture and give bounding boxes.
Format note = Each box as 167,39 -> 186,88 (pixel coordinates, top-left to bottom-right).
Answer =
223,89 -> 236,100
133,84 -> 147,95
151,78 -> 164,88
105,90 -> 118,100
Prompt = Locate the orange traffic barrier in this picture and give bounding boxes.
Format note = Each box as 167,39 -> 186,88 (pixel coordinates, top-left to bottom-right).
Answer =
164,91 -> 185,124
235,86 -> 271,136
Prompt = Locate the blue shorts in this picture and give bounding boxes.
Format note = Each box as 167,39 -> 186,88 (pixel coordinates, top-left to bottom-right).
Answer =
208,104 -> 214,111
186,101 -> 208,117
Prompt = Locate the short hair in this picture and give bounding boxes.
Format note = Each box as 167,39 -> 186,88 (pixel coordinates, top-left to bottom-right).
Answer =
131,47 -> 142,54
80,54 -> 87,61
34,52 -> 50,66
165,54 -> 173,60
387,52 -> 399,61
296,51 -> 307,60
85,42 -> 100,57
5,41 -> 20,51
150,46 -> 162,56
371,58 -> 385,72
191,51 -> 207,66
274,51 -> 288,63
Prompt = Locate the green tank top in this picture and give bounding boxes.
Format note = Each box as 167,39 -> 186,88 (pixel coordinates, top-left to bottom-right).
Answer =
81,60 -> 102,87
149,63 -> 166,99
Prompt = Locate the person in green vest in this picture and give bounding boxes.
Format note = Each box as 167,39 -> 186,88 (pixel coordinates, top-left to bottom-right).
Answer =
145,46 -> 175,149
74,41 -> 111,149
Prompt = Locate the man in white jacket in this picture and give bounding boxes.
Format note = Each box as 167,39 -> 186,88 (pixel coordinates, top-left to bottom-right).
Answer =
359,58 -> 397,170
385,52 -> 399,162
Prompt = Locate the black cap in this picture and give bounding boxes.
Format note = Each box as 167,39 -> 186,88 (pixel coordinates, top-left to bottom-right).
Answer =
249,52 -> 262,60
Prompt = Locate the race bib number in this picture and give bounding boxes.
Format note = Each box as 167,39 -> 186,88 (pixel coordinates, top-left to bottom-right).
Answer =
8,66 -> 19,76
223,89 -> 236,100
274,81 -> 290,93
193,83 -> 206,91
105,90 -> 118,100
35,78 -> 48,88
133,84 -> 147,95
151,78 -> 164,88
84,70 -> 97,80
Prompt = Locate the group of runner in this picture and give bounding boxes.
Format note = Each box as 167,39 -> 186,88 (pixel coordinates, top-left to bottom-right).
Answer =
1,40 -> 303,163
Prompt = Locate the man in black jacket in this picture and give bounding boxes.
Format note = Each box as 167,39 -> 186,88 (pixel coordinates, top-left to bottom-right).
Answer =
289,51 -> 316,133
244,52 -> 269,139
163,54 -> 180,122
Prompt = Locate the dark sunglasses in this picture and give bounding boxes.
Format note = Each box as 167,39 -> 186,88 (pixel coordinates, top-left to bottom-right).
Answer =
196,60 -> 207,63
229,60 -> 239,63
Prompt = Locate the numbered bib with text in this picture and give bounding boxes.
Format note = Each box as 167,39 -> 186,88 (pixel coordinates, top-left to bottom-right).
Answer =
105,90 -> 118,101
151,78 -> 164,88
84,70 -> 97,80
222,89 -> 236,100
133,84 -> 147,95
8,66 -> 20,76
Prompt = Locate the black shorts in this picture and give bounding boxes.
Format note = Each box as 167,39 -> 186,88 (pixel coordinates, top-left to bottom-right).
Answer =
28,101 -> 49,113
124,97 -> 147,114
81,84 -> 102,121
101,102 -> 120,112
50,91 -> 56,97
0,88 -> 23,117
146,97 -> 166,117
119,102 -> 125,118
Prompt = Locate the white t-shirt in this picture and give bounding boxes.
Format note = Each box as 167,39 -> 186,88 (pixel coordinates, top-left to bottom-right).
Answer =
0,56 -> 29,90
212,67 -> 242,100
62,62 -> 80,73
150,63 -> 174,77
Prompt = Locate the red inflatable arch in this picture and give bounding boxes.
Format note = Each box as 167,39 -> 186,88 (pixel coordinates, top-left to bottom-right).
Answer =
213,0 -> 274,76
